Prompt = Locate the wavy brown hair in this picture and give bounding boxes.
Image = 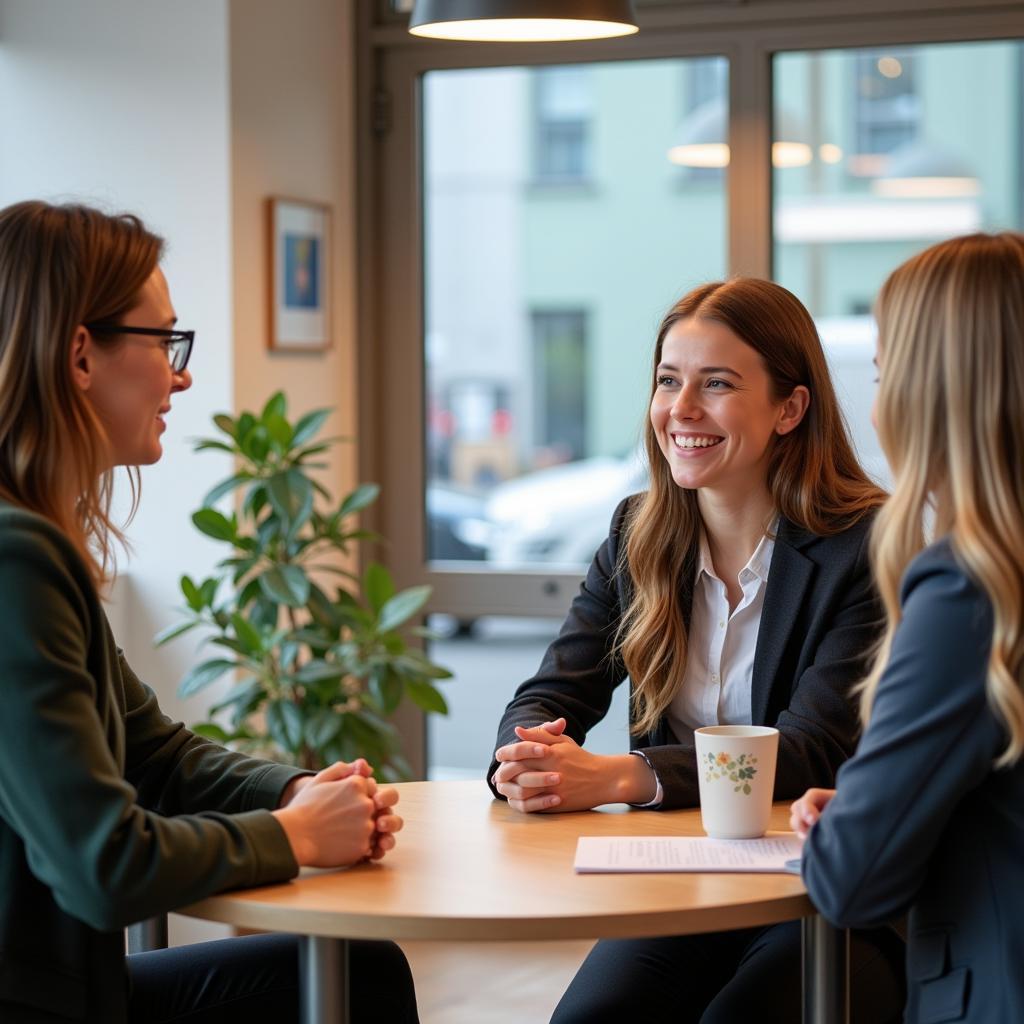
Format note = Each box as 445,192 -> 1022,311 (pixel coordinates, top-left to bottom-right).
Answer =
0,200 -> 164,587
859,233 -> 1024,766
619,278 -> 886,735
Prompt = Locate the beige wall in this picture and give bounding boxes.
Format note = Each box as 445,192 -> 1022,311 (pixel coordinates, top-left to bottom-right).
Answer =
229,0 -> 359,501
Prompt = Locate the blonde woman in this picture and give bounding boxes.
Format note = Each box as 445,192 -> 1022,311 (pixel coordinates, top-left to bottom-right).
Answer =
792,232 -> 1024,1023
0,201 -> 416,1024
488,279 -> 904,1022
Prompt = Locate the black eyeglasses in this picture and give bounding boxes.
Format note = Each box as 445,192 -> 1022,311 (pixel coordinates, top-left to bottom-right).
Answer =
84,324 -> 195,373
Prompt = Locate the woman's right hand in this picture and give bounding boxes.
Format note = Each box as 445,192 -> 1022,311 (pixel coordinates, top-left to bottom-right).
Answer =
273,762 -> 400,867
492,718 -> 567,812
789,787 -> 836,839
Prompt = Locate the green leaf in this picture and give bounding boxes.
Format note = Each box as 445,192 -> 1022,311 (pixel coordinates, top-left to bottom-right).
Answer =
192,722 -> 231,742
338,483 -> 380,519
154,619 -> 200,646
305,708 -> 344,750
178,658 -> 237,698
289,628 -> 333,652
250,595 -> 281,630
307,582 -> 342,630
363,562 -> 394,615
244,482 -> 268,519
203,472 -> 252,508
192,508 -> 235,542
266,470 -> 313,530
405,679 -> 448,715
392,652 -> 453,680
193,439 -> 235,454
210,678 -> 265,714
294,660 -> 344,685
292,408 -> 331,447
242,425 -> 270,463
262,391 -> 287,422
180,574 -> 202,611
266,698 -> 304,754
236,412 -> 257,442
370,670 -> 404,715
213,413 -> 237,438
258,564 -> 310,607
265,412 -> 293,450
231,613 -> 263,655
199,578 -> 219,607
378,585 -> 431,633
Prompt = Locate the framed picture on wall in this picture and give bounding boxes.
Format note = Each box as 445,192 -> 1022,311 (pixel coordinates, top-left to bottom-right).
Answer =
267,197 -> 332,351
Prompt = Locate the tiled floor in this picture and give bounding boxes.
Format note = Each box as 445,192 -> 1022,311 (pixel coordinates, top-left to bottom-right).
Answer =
401,939 -> 594,1023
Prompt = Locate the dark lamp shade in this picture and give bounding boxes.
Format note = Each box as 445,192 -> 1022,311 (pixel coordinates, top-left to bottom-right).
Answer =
409,0 -> 639,41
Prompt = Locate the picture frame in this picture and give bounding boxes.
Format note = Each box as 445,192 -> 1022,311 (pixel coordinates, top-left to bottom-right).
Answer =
267,197 -> 332,352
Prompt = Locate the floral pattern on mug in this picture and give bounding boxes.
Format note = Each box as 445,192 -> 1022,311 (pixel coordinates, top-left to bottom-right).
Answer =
703,751 -> 759,795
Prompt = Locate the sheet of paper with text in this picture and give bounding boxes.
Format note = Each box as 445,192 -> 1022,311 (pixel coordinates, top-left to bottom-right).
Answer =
574,833 -> 804,873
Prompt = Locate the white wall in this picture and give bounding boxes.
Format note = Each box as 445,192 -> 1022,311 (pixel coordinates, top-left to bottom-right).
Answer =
0,0 -> 233,728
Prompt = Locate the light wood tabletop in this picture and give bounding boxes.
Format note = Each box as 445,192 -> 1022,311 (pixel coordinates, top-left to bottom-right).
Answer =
179,779 -> 812,942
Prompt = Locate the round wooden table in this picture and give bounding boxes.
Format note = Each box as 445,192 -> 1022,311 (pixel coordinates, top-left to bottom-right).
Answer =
177,780 -> 847,1023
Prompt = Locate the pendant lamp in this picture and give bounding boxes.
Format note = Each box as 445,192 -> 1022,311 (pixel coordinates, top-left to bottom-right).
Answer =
872,141 -> 979,199
409,0 -> 639,42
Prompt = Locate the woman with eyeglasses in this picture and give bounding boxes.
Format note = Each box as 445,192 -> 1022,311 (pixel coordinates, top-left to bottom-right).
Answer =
488,278 -> 906,1022
792,232 -> 1024,1023
0,200 -> 418,1024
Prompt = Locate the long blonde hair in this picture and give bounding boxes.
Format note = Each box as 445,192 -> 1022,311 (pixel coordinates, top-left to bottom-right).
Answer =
0,201 -> 163,587
620,279 -> 885,735
860,233 -> 1024,766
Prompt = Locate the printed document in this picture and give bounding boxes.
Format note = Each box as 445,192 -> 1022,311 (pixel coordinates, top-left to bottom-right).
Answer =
574,833 -> 803,873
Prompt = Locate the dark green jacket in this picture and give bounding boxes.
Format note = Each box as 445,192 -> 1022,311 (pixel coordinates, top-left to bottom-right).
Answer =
0,504 -> 304,1022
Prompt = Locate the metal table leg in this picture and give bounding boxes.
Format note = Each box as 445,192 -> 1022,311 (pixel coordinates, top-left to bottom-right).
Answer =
299,935 -> 349,1024
802,915 -> 849,1024
126,914 -> 168,954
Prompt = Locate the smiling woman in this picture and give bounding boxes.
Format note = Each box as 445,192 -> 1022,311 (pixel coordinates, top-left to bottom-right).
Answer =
488,278 -> 904,1022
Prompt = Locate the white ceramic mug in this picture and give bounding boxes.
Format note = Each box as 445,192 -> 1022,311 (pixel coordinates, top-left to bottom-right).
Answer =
694,725 -> 780,839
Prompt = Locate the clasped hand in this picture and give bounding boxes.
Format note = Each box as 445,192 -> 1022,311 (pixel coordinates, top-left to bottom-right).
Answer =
274,758 -> 403,867
492,718 -> 629,813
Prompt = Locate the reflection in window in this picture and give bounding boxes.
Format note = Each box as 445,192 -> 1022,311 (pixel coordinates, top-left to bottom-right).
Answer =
533,67 -> 592,182
852,51 -> 920,176
774,39 -> 1024,485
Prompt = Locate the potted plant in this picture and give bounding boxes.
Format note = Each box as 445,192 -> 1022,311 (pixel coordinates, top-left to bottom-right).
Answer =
157,392 -> 451,778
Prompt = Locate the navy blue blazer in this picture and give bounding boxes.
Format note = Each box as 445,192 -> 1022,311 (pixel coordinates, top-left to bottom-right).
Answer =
489,495 -> 882,809
802,541 -> 1024,1024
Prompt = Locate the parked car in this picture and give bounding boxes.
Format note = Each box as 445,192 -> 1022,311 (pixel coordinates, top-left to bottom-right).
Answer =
425,482 -> 488,562
467,449 -> 648,568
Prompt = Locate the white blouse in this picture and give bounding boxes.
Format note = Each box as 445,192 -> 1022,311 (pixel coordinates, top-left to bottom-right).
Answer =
631,522 -> 777,807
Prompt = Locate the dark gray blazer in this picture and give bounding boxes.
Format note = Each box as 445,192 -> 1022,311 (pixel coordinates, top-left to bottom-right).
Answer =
802,541 -> 1024,1024
489,495 -> 882,809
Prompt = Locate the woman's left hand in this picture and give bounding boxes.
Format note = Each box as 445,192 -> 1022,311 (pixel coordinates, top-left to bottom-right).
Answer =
495,722 -> 654,812
789,787 -> 836,838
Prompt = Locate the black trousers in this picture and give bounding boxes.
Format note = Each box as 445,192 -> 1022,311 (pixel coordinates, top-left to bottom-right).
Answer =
551,922 -> 905,1024
126,933 -> 419,1024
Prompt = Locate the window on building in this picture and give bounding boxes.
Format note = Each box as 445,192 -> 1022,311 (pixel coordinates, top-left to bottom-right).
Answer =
531,310 -> 587,464
533,67 -> 592,182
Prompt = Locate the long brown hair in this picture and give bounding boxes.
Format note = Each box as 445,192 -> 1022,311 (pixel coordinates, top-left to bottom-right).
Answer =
0,200 -> 164,586
860,233 -> 1024,766
620,278 -> 885,735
